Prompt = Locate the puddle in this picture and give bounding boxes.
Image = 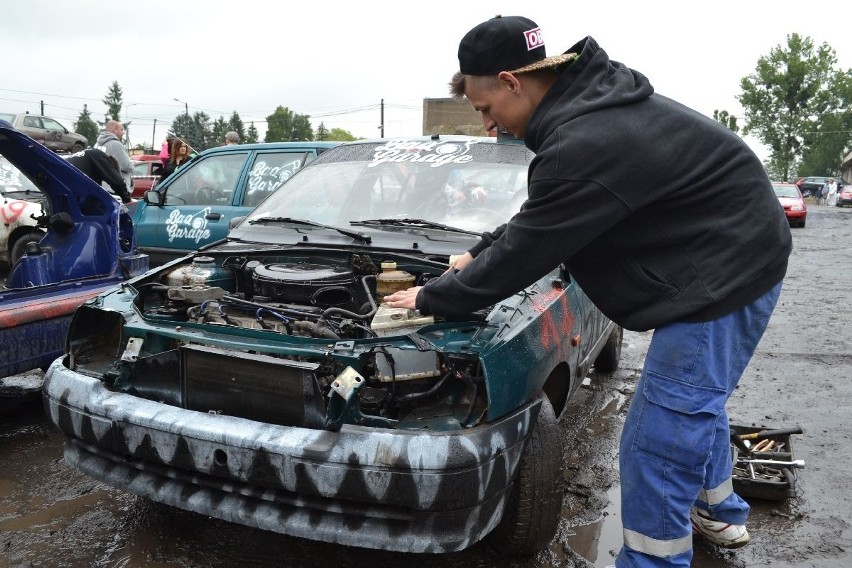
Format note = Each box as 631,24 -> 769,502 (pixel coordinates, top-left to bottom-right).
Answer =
564,484 -> 622,566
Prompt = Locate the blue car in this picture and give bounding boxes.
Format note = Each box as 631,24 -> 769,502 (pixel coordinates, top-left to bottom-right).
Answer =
43,136 -> 621,555
0,120 -> 148,408
131,141 -> 339,265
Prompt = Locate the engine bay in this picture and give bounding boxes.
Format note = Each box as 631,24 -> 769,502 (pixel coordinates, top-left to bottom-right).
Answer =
66,252 -> 492,432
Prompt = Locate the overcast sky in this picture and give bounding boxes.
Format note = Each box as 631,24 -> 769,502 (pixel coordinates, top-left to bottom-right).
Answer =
3,0 -> 850,161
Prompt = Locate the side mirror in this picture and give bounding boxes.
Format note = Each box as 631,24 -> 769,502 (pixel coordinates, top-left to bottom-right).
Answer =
229,216 -> 246,230
144,190 -> 163,205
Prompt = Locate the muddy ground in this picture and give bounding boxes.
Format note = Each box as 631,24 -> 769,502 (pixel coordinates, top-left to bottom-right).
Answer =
1,204 -> 850,567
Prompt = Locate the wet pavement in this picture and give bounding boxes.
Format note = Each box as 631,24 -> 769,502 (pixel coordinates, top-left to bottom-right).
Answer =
1,204 -> 851,567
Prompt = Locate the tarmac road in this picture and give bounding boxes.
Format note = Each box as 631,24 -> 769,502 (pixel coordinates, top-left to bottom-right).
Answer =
1,204 -> 850,567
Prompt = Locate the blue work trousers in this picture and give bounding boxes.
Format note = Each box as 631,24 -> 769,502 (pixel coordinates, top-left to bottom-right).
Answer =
616,280 -> 783,567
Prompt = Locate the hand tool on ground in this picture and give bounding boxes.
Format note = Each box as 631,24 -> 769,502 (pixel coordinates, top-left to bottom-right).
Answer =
736,426 -> 803,441
736,458 -> 805,468
750,451 -> 793,460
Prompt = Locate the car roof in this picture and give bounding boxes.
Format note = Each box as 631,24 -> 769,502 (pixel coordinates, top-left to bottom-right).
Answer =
195,141 -> 341,157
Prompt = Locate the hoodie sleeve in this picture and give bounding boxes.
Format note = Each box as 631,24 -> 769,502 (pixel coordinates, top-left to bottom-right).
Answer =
416,171 -> 632,317
90,151 -> 132,202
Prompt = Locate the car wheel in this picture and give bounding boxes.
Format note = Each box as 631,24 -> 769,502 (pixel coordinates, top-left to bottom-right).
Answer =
487,395 -> 562,556
71,142 -> 86,153
594,325 -> 623,372
10,231 -> 45,266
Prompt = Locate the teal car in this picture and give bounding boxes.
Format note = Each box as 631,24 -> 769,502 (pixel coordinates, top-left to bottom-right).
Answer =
43,136 -> 622,556
131,141 -> 339,265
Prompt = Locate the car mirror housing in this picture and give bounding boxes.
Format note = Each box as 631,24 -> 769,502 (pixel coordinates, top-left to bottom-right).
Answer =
144,190 -> 163,206
229,216 -> 246,230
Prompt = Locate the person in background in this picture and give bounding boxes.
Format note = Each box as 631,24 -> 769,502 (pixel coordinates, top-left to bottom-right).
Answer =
160,138 -> 193,181
95,120 -> 133,193
224,131 -> 240,145
826,178 -> 838,206
66,148 -> 132,203
384,15 -> 792,568
160,133 -> 175,167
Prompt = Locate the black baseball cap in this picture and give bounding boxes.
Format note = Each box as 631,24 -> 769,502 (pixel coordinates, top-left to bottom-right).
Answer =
458,15 -> 576,76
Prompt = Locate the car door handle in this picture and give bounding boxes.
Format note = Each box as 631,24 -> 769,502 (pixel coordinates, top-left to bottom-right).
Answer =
205,213 -> 222,220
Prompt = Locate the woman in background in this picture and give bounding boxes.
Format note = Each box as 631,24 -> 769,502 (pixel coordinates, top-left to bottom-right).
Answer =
160,138 -> 193,181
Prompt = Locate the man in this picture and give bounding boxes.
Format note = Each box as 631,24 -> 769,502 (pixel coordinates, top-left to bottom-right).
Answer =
66,149 -> 132,203
95,119 -> 133,192
224,131 -> 240,145
385,15 -> 792,568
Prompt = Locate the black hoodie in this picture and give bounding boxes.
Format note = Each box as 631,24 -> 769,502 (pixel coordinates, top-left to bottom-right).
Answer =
67,149 -> 132,203
416,37 -> 791,332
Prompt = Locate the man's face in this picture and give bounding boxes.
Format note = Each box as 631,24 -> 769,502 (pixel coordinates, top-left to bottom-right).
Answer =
112,123 -> 125,141
464,75 -> 532,139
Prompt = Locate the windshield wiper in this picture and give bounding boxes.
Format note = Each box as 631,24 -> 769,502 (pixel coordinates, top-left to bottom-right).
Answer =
351,218 -> 479,236
248,216 -> 372,244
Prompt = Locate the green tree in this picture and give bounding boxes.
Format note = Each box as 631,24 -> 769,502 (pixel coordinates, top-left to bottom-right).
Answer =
228,111 -> 246,142
739,33 -> 851,181
73,104 -> 99,146
211,116 -> 229,146
191,111 -> 212,151
102,81 -> 123,121
712,110 -> 739,133
327,127 -> 358,141
316,122 -> 328,141
264,106 -> 314,142
171,114 -> 193,146
245,122 -> 259,144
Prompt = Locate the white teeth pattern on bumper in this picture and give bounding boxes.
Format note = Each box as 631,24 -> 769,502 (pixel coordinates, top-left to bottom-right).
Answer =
43,358 -> 540,552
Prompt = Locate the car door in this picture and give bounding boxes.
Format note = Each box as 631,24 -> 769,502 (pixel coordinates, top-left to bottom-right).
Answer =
134,151 -> 250,264
40,117 -> 72,151
19,116 -> 46,146
239,149 -> 315,209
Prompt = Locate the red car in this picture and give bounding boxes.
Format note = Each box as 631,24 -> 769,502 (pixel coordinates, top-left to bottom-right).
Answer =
836,184 -> 852,207
772,182 -> 807,228
130,158 -> 164,198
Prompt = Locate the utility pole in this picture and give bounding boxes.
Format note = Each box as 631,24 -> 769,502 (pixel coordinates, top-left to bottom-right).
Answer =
152,118 -> 157,152
380,99 -> 384,137
40,100 -> 44,115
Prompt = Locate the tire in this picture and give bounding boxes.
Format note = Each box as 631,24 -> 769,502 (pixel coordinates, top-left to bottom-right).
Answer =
10,231 -> 44,266
71,142 -> 86,153
594,325 -> 623,373
487,396 -> 562,556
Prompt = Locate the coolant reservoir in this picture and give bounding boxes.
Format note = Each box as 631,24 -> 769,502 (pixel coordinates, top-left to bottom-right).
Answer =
163,256 -> 232,289
376,261 -> 414,297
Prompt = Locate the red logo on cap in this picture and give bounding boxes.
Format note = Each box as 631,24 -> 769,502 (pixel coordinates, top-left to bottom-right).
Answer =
524,27 -> 543,51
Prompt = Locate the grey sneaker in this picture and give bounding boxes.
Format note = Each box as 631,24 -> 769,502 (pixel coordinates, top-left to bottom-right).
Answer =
690,508 -> 750,549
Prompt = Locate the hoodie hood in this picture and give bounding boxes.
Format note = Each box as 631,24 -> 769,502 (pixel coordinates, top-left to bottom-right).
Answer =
525,36 -> 654,152
96,131 -> 121,146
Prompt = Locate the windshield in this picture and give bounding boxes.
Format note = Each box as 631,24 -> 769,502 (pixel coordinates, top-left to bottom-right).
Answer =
773,184 -> 800,198
247,139 -> 531,234
0,156 -> 43,200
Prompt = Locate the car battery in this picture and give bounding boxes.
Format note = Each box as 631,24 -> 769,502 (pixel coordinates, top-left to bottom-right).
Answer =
730,423 -> 802,501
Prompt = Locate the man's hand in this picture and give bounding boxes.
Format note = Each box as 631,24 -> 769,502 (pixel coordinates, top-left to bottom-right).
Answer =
383,286 -> 423,310
446,251 -> 473,273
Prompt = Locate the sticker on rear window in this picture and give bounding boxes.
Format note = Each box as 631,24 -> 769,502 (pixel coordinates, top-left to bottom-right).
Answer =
370,140 -> 479,168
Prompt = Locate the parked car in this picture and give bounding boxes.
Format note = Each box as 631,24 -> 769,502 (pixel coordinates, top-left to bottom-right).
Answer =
130,158 -> 164,198
0,112 -> 88,153
772,181 -> 807,228
129,141 -> 340,265
0,120 -> 149,382
836,184 -> 852,207
795,176 -> 839,199
42,135 -> 622,556
1,155 -> 47,267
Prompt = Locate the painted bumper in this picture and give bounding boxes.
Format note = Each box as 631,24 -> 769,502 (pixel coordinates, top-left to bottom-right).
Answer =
43,358 -> 541,553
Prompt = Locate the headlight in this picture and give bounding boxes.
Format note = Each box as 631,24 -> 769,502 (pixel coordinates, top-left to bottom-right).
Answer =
791,204 -> 804,211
